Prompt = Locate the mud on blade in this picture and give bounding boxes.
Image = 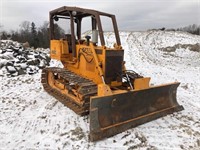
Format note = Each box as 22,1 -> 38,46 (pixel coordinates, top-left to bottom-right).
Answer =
89,82 -> 184,141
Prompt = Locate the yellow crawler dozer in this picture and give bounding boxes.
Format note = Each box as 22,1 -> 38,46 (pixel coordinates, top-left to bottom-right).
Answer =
41,6 -> 184,141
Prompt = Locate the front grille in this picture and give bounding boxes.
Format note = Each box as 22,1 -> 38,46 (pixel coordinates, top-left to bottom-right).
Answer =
105,50 -> 124,84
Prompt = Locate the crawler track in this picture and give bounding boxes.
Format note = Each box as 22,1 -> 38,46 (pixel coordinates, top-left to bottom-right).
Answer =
41,67 -> 97,116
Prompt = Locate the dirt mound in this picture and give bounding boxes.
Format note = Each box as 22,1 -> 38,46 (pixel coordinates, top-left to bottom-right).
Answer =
159,43 -> 200,52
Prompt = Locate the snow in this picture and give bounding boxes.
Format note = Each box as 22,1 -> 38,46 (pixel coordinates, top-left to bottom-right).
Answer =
0,51 -> 14,60
6,66 -> 16,73
0,59 -> 8,68
0,31 -> 200,149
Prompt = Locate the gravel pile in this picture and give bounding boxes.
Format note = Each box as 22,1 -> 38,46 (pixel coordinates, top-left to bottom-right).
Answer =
0,40 -> 50,77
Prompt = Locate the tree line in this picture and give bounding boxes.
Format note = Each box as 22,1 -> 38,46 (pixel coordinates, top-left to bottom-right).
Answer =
0,22 -> 199,48
0,21 -> 64,48
149,24 -> 200,35
176,24 -> 200,35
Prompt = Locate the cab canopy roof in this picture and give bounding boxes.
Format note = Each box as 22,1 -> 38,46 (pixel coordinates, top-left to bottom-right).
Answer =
50,6 -> 114,17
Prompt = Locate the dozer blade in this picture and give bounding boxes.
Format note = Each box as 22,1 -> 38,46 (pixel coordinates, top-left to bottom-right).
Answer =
89,82 -> 184,141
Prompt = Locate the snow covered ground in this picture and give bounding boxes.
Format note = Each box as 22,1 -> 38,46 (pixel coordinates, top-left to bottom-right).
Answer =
0,31 -> 200,150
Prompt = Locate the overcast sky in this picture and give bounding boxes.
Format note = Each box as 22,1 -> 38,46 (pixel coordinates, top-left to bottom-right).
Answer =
0,0 -> 200,32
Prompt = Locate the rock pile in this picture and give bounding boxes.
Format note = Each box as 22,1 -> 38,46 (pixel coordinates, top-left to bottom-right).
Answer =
0,40 -> 50,77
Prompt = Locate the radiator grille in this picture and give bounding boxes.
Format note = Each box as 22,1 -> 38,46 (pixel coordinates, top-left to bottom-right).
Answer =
105,50 -> 124,84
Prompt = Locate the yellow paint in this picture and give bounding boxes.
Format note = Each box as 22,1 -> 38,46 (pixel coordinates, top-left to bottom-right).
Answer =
111,81 -> 122,87
134,77 -> 150,90
62,43 -> 105,84
50,39 -> 150,92
98,84 -> 112,96
47,71 -> 84,106
50,39 -> 71,61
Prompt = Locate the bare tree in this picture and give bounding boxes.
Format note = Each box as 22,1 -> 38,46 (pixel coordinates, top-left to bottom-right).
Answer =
19,21 -> 30,32
177,24 -> 200,35
0,24 -> 3,40
18,21 -> 31,43
38,21 -> 49,48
